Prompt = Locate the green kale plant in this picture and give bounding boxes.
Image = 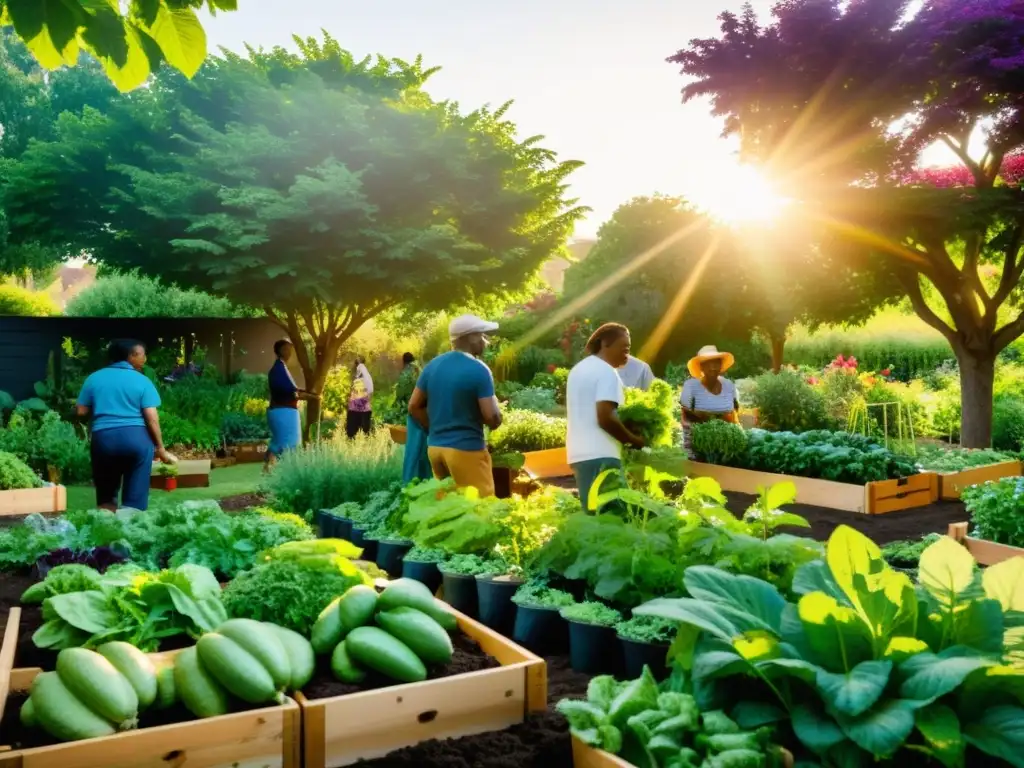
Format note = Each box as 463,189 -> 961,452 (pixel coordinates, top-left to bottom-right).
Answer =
689,420 -> 749,465
511,579 -> 577,608
439,553 -> 506,577
560,601 -> 622,626
0,450 -> 41,490
915,445 -> 1014,473
616,615 -> 678,645
963,477 -> 1024,547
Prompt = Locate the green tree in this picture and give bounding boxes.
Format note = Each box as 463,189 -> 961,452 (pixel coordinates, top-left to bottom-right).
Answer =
66,272 -> 253,318
2,35 -> 585,431
1,0 -> 237,91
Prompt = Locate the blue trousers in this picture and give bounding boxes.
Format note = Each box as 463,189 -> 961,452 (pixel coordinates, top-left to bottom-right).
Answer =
91,426 -> 155,511
402,416 -> 432,484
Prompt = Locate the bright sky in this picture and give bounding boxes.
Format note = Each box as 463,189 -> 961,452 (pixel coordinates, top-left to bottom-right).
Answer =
203,0 -> 782,238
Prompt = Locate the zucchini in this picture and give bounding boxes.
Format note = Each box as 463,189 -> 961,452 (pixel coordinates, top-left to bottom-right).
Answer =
96,642 -> 158,711
174,646 -> 229,719
196,633 -> 278,704
55,648 -> 139,729
263,622 -> 315,690
154,663 -> 177,710
375,607 -> 454,665
377,578 -> 457,631
20,698 -> 36,728
310,597 -> 345,655
216,619 -> 291,691
330,639 -> 366,684
336,585 -> 379,633
29,671 -> 116,742
345,626 -> 427,683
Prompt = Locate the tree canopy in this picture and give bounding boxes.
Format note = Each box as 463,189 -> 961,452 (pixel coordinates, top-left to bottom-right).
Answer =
672,0 -> 1024,446
2,0 -> 236,91
2,34 -> 586,427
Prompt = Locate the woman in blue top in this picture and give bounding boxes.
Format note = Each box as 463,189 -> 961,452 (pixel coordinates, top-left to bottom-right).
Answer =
77,339 -> 176,511
264,340 -> 317,469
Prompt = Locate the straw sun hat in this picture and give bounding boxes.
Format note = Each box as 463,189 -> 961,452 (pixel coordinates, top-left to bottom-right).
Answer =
687,345 -> 735,379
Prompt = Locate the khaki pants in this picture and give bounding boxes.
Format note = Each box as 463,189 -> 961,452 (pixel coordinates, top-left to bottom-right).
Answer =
427,446 -> 495,497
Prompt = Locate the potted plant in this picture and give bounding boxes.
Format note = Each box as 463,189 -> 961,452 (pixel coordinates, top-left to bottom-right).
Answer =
439,554 -> 502,618
371,529 -> 415,579
490,451 -> 525,499
511,579 -> 575,654
152,463 -> 179,491
560,601 -> 623,675
615,614 -> 676,680
317,502 -> 359,540
401,546 -> 446,594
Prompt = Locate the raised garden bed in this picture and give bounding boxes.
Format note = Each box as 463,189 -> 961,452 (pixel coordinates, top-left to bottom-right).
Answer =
296,608 -> 546,767
572,735 -> 795,768
230,441 -> 268,464
947,521 -> 1024,565
937,459 -> 1022,500
522,448 -> 570,480
0,486 -> 66,518
149,459 -> 211,490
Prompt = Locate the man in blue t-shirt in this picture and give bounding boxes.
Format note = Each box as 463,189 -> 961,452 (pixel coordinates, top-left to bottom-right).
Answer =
408,315 -> 503,496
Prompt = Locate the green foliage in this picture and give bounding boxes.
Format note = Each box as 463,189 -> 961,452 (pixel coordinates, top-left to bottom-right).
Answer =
319,365 -> 353,419
0,410 -> 91,484
222,559 -> 368,636
992,395 -> 1024,452
0,449 -> 41,490
690,421 -> 748,465
963,478 -> 1024,548
489,344 -> 565,386
439,553 -> 504,577
560,601 -> 622,626
881,534 -> 942,570
638,528 -> 1024,765
751,370 -> 829,433
403,546 -> 446,564
619,379 -> 677,448
158,412 -> 221,452
507,386 -> 559,414
0,283 -> 57,316
615,615 -> 677,645
264,430 -> 403,516
915,446 -> 1013,473
511,580 -> 576,608
401,481 -> 506,558
65,273 -> 251,318
219,412 -> 269,445
488,409 -> 567,453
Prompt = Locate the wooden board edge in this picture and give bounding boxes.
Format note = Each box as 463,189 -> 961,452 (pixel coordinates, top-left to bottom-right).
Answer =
0,486 -> 67,517
571,736 -> 634,768
454,608 -> 542,666
939,460 -> 1022,500
947,522 -> 1024,565
688,462 -> 866,513
0,609 -> 21,727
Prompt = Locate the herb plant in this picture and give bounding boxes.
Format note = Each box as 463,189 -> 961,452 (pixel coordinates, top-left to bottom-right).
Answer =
618,379 -> 677,448
689,420 -> 748,465
403,546 -> 446,563
508,386 -> 559,414
511,580 -> 576,608
881,533 -> 941,570
439,553 -> 505,577
0,450 -> 41,490
220,411 -> 270,444
616,615 -> 677,645
963,477 -> 1024,547
488,409 -> 567,453
560,601 -> 622,626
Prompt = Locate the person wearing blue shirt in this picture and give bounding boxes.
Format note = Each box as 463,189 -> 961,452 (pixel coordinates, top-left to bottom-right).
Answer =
408,315 -> 503,496
265,339 -> 318,469
77,339 -> 176,511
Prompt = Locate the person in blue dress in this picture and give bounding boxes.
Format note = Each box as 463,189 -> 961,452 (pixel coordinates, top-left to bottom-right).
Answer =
77,339 -> 176,511
264,339 -> 318,470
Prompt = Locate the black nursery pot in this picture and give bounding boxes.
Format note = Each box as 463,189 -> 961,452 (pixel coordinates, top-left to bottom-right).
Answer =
441,571 -> 479,618
492,466 -> 515,499
619,636 -> 671,681
335,516 -> 353,541
402,559 -> 443,595
315,509 -> 331,538
475,575 -> 524,636
513,604 -> 569,655
349,526 -> 377,561
567,620 -> 621,675
375,539 -> 414,579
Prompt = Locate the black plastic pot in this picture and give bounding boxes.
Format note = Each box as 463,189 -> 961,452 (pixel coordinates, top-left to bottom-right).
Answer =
335,516 -> 353,541
620,636 -> 671,680
567,620 -> 621,675
349,526 -> 377,561
441,571 -> 479,617
402,559 -> 443,595
476,575 -> 523,635
492,466 -> 515,499
376,539 -> 414,578
513,604 -> 569,655
316,509 -> 331,538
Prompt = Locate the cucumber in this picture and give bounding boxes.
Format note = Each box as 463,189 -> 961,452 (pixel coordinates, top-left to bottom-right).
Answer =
216,619 -> 291,691
174,646 -> 229,719
336,585 -> 379,633
30,671 -> 116,742
20,698 -> 36,728
97,642 -> 158,711
378,578 -> 457,631
154,663 -> 177,710
56,648 -> 138,729
330,640 -> 366,684
310,598 -> 345,655
196,633 -> 278,704
375,607 -> 454,665
263,623 -> 315,690
345,626 -> 427,683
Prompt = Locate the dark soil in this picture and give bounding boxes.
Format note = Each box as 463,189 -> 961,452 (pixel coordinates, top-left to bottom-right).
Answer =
302,632 -> 501,700
218,493 -> 265,511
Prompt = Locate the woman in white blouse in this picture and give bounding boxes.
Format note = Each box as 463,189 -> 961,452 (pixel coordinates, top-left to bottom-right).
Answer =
680,345 -> 740,457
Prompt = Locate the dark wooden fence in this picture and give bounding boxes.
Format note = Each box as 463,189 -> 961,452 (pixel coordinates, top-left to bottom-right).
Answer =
0,316 -> 282,400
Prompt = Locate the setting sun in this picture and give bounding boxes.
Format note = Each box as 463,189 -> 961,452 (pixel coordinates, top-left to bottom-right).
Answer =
688,164 -> 789,225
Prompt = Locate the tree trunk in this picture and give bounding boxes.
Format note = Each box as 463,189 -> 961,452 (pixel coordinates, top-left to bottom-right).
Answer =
956,348 -> 995,448
299,348 -> 336,443
769,334 -> 786,373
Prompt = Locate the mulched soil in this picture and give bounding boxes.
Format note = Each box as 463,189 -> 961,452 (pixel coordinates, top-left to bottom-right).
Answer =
217,493 -> 266,511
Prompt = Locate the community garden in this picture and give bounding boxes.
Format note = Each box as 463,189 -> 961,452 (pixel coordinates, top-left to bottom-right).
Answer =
0,0 -> 1022,766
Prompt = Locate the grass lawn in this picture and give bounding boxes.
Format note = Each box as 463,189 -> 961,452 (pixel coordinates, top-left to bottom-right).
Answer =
66,462 -> 266,511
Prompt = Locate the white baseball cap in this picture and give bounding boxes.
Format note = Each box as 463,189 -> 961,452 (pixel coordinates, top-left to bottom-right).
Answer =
448,314 -> 499,341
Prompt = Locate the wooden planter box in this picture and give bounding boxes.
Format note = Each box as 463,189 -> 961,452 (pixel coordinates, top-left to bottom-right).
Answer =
948,522 -> 1024,566
0,486 -> 66,518
388,425 -> 408,445
572,735 -> 794,768
687,461 -> 939,515
0,637 -> 300,768
230,442 -> 268,464
938,460 -> 1022,500
522,447 -> 570,480
296,608 -> 546,767
150,459 -> 211,490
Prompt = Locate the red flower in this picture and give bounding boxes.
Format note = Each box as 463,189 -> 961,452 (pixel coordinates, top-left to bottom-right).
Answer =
547,364 -> 557,373
881,368 -> 891,377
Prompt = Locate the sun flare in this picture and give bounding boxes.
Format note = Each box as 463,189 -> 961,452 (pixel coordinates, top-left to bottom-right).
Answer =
690,164 -> 788,225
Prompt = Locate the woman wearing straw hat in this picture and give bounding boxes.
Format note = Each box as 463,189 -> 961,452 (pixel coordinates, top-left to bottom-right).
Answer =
680,345 -> 740,457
